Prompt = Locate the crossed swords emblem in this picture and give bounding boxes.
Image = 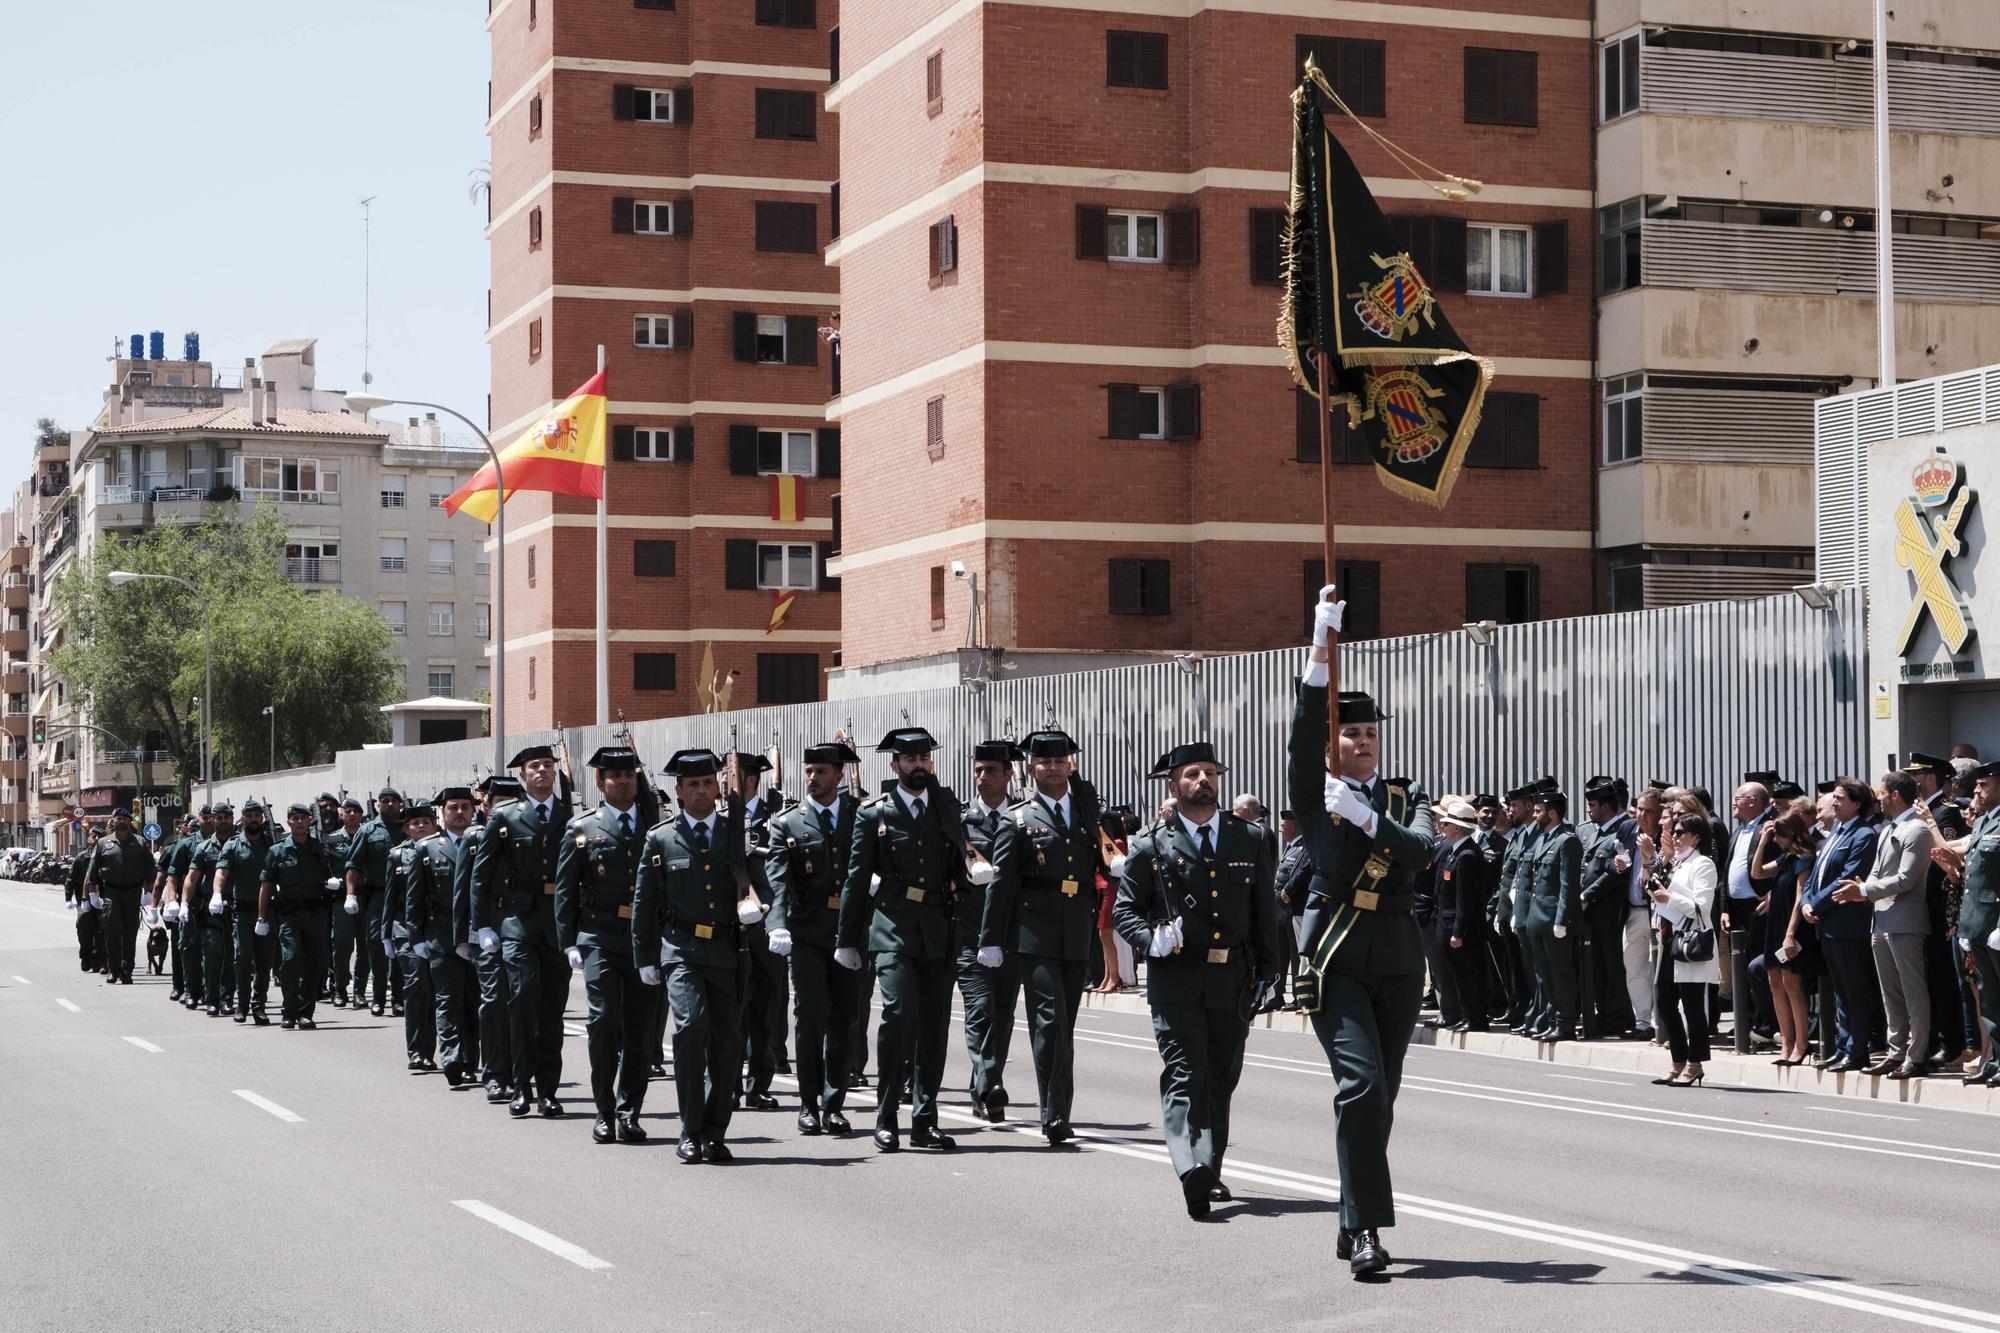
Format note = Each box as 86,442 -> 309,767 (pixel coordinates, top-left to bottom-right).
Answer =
1894,461 -> 1977,656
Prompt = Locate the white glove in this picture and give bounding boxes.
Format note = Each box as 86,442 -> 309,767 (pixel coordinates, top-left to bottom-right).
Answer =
1310,584 -> 1346,646
1324,779 -> 1376,834
1961,936 -> 1973,954
564,946 -> 583,970
1254,980 -> 1274,1008
89,893 -> 104,911
1108,853 -> 1128,877
145,908 -> 161,927
1149,918 -> 1183,958
834,947 -> 864,971
868,874 -> 883,897
964,860 -> 998,887
141,891 -> 154,908
767,928 -> 793,957
324,878 -> 342,893
478,927 -> 500,954
208,895 -> 224,917
737,896 -> 765,925
1989,925 -> 2000,951
342,894 -> 359,916
638,965 -> 662,986
66,898 -> 77,912
163,903 -> 180,923
413,941 -> 432,961
976,945 -> 1004,969
1553,924 -> 1568,940
254,919 -> 270,937
382,934 -> 394,954
455,943 -> 476,961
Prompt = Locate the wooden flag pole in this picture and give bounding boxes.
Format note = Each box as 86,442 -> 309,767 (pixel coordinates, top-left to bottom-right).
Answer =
1317,350 -> 1341,735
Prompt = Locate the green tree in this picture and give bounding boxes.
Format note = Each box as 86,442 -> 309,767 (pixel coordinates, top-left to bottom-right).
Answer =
204,585 -> 397,772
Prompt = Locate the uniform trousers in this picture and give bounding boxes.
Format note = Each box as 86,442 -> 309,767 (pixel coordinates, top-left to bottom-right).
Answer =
328,900 -> 360,998
1150,1000 -> 1249,1179
1014,954 -> 1086,1129
399,937 -> 436,1060
101,885 -> 143,982
871,951 -> 953,1131
849,959 -> 876,1081
476,946 -> 514,1088
579,939 -> 650,1122
1525,927 -> 1578,1034
1445,934 -> 1488,1029
1968,939 -> 2000,1076
955,943 -> 1005,1104
1308,967 -> 1423,1230
178,910 -> 205,1000
75,902 -> 102,971
231,908 -> 275,1014
501,938 -> 570,1096
165,918 -> 184,991
980,956 -> 1022,1102
199,910 -> 231,1007
740,923 -> 789,1095
1584,897 -> 1635,1031
276,907 -> 327,1022
357,888 -> 390,1008
790,943 -> 857,1113
665,956 -> 741,1141
1872,930 -> 1930,1065
429,941 -> 479,1073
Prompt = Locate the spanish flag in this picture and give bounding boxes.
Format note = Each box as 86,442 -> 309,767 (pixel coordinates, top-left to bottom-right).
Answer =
766,589 -> 798,635
769,474 -> 802,524
444,371 -> 609,523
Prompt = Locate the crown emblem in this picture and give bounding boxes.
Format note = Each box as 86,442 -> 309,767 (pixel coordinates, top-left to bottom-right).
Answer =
1910,453 -> 1959,507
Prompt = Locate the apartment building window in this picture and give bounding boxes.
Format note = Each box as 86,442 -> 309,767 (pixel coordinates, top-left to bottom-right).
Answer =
634,313 -> 685,348
380,537 -> 407,573
725,426 -> 816,477
476,665 -> 491,693
830,182 -> 839,237
1077,205 -> 1198,264
1603,374 -> 1644,464
528,656 -> 536,700
527,545 -> 537,588
755,201 -> 818,252
926,51 -> 943,115
1106,30 -> 1168,89
1108,558 -> 1171,616
634,652 -> 678,691
755,0 -> 814,26
1295,388 -> 1371,464
527,207 -> 544,250
929,216 -> 957,281
929,565 -> 947,628
613,199 -> 675,235
428,538 -> 455,575
1465,393 -> 1541,469
1107,383 -> 1200,441
528,93 -> 543,138
636,0 -> 676,8
755,88 -> 817,140
829,25 -> 839,82
428,603 -> 456,637
1467,563 -> 1539,624
926,396 -> 945,460
380,473 -> 406,508
1303,558 -> 1381,640
1296,36 -> 1385,117
475,603 -> 490,639
756,543 -> 817,591
615,86 -> 677,122
429,476 -> 452,509
1600,199 -> 1644,292
634,539 -> 678,577
612,425 -> 687,462
428,668 -> 454,696
1107,210 -> 1161,263
1464,48 -> 1537,126
528,318 -> 543,360
380,601 -> 406,636
1249,207 -> 1285,285
1466,223 -> 1530,295
1602,32 -> 1641,121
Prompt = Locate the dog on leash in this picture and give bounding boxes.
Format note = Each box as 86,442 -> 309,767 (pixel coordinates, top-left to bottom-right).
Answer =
146,920 -> 171,976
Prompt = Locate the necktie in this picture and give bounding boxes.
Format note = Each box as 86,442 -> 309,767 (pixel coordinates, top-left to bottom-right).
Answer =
619,812 -> 632,840
535,803 -> 549,825
1047,799 -> 1068,838
691,820 -> 709,852
817,805 -> 836,837
1199,824 -> 1214,862
911,798 -> 925,823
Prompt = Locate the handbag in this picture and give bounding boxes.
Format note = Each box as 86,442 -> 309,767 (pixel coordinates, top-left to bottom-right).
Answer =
1672,894 -> 1715,964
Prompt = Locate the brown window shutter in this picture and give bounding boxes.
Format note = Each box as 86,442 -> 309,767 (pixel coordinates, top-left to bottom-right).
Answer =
1349,39 -> 1387,117
527,318 -> 543,360
672,309 -> 693,349
786,314 -> 819,366
828,182 -> 838,238
939,216 -> 957,273
928,221 -> 943,281
755,0 -> 783,22
1336,559 -> 1382,639
724,540 -> 757,590
787,91 -> 816,140
1249,208 -> 1283,285
926,396 -> 944,457
676,195 -> 692,235
1106,384 -> 1140,439
672,424 -> 694,462
528,94 -> 543,136
733,311 -> 758,362
1510,395 -> 1541,468
926,51 -> 943,106
1501,51 -> 1538,126
829,25 -> 840,83
613,84 -> 636,120
611,197 -> 635,233
1295,388 -> 1321,462
1138,32 -> 1169,89
1108,559 -> 1141,615
817,427 -> 841,478
816,541 -> 839,592
1465,562 -> 1504,622
1534,219 -> 1568,295
1464,49 -> 1499,123
727,425 -> 759,475
1165,208 -> 1200,264
1167,382 -> 1201,440
788,0 -> 815,25
1076,204 -> 1108,260
1430,217 -> 1467,292
676,84 -> 693,121
755,88 -> 782,139
528,207 -> 543,249
612,424 -> 636,462
1105,32 -> 1136,87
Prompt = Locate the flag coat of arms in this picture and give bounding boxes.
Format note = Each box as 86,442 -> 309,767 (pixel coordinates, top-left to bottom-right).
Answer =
444,371 -> 609,522
1279,62 -> 1492,508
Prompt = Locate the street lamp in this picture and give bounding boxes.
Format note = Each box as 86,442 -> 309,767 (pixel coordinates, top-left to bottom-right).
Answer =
262,703 -> 275,772
344,392 -> 505,774
107,570 -> 211,811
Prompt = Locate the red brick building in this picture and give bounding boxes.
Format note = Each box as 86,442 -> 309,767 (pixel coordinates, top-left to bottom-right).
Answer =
825,2 -> 1594,685
485,0 -> 841,727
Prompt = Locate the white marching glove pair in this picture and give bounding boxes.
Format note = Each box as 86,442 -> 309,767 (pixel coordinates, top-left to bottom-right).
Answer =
767,929 -> 793,958
833,947 -> 864,972
963,860 -> 998,887
144,908 -> 161,927
324,878 -> 342,894
976,945 -> 1004,969
141,891 -> 154,909
736,896 -> 766,925
163,902 -> 180,924
1108,853 -> 1128,877
477,927 -> 500,954
638,965 -> 662,986
1148,918 -> 1184,958
412,941 -> 432,961
88,892 -> 105,911
1323,778 -> 1376,834
564,946 -> 583,970
1553,924 -> 1568,940
253,919 -> 270,937
208,895 -> 225,917
342,894 -> 359,916
1310,584 -> 1347,646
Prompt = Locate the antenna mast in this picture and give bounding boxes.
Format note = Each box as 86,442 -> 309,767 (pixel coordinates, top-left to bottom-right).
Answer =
359,196 -> 377,388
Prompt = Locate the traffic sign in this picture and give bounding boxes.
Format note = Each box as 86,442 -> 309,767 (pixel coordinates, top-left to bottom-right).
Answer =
142,821 -> 162,841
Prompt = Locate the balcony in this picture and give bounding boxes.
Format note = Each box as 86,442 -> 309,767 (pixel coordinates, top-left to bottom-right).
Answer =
1636,219 -> 2000,305
285,557 -> 342,586
1638,46 -> 2000,139
3,582 -> 25,611
2,630 -> 24,655
98,749 -> 171,766
241,488 -> 340,507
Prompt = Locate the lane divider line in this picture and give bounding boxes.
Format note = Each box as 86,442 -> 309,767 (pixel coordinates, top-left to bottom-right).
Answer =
12,974 -> 31,984
55,998 -> 80,1013
233,1090 -> 304,1123
123,1037 -> 163,1053
453,1200 -> 613,1271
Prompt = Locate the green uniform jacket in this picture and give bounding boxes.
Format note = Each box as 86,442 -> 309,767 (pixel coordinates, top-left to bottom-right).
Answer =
837,787 -> 964,960
345,815 -> 402,889
1580,813 -> 1636,910
555,805 -> 645,956
386,842 -> 423,942
89,833 -> 156,890
1506,825 -> 1544,932
451,822 -> 485,947
188,833 -> 228,904
1114,812 -> 1280,1009
1523,822 -> 1582,932
631,815 -> 741,971
742,792 -> 782,906
954,801 -> 1015,953
406,830 -> 467,944
221,831 -> 276,906
263,833 -> 339,911
765,794 -> 861,954
983,787 -> 1101,960
1960,808 -> 2000,942
1288,681 -> 1434,998
471,796 -> 572,947
165,835 -> 199,891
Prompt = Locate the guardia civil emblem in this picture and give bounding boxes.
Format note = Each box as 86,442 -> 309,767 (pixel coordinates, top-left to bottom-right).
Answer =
1348,252 -> 1436,343
1360,369 -> 1449,463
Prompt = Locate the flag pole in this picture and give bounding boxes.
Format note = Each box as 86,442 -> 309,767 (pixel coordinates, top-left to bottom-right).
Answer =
594,343 -> 609,727
1317,351 -> 1340,732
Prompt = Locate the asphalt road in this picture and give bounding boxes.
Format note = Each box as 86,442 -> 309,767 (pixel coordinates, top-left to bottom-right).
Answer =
4,877 -> 1997,1332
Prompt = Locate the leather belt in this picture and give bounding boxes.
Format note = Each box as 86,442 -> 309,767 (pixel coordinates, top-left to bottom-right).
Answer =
669,915 -> 738,943
825,895 -> 841,910
1343,886 -> 1415,913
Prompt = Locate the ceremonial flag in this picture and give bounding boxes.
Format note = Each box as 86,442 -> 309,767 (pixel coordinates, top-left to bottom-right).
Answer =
1279,62 -> 1491,509
769,474 -> 802,523
444,371 -> 609,523
766,590 -> 798,635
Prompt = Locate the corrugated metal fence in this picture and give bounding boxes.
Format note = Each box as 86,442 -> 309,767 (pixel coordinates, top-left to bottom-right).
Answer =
211,589 -> 1869,817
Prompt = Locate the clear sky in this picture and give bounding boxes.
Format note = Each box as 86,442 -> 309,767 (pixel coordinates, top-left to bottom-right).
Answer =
0,1 -> 489,482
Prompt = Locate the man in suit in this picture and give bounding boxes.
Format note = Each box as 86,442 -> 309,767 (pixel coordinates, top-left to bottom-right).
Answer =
1802,778 -> 1884,1071
457,775 -> 521,1104
1935,760 -> 2000,1085
1722,777 -> 1777,1046
1414,806 -> 1462,1032
410,785 -> 481,1088
1432,800 -> 1489,1032
953,739 -> 1021,1121
472,745 -> 575,1119
1521,789 -> 1583,1042
766,740 -> 869,1135
1579,777 -> 1638,1036
1291,585 -> 1436,1279
734,753 -> 790,1112
981,729 -> 1102,1145
1831,771 -> 1934,1079
1114,740 -> 1280,1220
1905,753 -> 1971,1068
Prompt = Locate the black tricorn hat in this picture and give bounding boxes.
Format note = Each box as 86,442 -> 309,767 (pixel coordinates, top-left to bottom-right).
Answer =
1337,691 -> 1388,724
402,801 -> 437,822
1150,741 -> 1226,779
509,744 -> 557,768
664,748 -> 724,778
972,739 -> 1023,765
1472,793 -> 1500,810
1021,729 -> 1080,759
434,786 -> 474,805
1583,774 -> 1624,802
1771,780 -> 1806,801
876,727 -> 938,756
730,751 -> 774,775
586,746 -> 642,772
804,740 -> 862,767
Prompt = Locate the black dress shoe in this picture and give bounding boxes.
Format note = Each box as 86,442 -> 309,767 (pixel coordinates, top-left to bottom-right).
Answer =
205,1005 -> 221,1017
1181,1165 -> 1215,1219
910,1127 -> 955,1150
392,1004 -> 405,1018
509,1092 -> 532,1118
649,1061 -> 667,1079
797,1108 -> 823,1136
1833,1058 -> 1871,1074
1347,1228 -> 1391,1277
485,1080 -> 509,1103
233,1011 -> 247,1024
592,1117 -> 616,1144
443,1062 -> 468,1088
539,1095 -> 564,1118
616,1116 -> 648,1143
252,1012 -> 270,1026
1812,1055 -> 1845,1071
1208,1182 -> 1233,1203
702,1138 -> 733,1162
408,1056 -> 427,1074
822,1110 -> 851,1135
281,1018 -> 297,1030
1862,1058 -> 1901,1076
1508,1024 -> 1530,1036
1044,1122 -> 1075,1146
873,1127 -> 900,1153
298,1019 -> 316,1031
743,1092 -> 780,1111
418,1056 -> 437,1072
332,992 -> 349,1007
1449,1021 -> 1470,1033
370,1003 -> 385,1018
676,1137 -> 704,1164
983,1092 -> 1007,1124
1962,1067 -> 1993,1085
1885,1063 -> 1921,1081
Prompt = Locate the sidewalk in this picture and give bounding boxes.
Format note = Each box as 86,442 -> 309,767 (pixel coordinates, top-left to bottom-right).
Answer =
1080,989 -> 2000,1118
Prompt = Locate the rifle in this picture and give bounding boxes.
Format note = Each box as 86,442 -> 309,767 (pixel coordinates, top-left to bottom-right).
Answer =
839,717 -> 862,800
552,720 -> 577,812
616,709 -> 663,829
723,724 -> 759,916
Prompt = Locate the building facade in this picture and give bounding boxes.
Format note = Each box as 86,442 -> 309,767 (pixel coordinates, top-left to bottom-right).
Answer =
1595,2 -> 2000,609
824,2 -> 1595,689
484,0 -> 842,729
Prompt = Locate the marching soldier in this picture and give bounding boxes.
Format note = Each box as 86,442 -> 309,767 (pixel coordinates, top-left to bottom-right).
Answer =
766,740 -> 866,1135
216,800 -> 277,1024
981,729 -> 1100,1144
258,802 -> 341,1031
88,806 -> 156,986
457,775 -> 523,1104
342,787 -> 407,1018
958,740 -> 1020,1121
838,727 -> 993,1153
410,786 -> 481,1087
1114,740 -> 1281,1219
192,805 -> 235,1017
734,752 -> 789,1111
65,824 -> 104,974
633,749 -> 748,1162
472,746 -> 573,1118
164,809 -> 212,1008
388,800 -> 440,1072
1291,586 -> 1435,1278
555,748 -> 654,1144
1522,789 -> 1583,1042
324,796 -> 363,1006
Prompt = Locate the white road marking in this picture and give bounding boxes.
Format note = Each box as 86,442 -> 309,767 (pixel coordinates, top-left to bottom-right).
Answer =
1807,1105 -> 1919,1122
55,998 -> 80,1013
1547,1074 -> 1633,1086
123,1037 -> 163,1053
232,1090 -> 304,1123
0,897 -> 78,922
563,1024 -> 585,1037
12,974 -> 31,985
453,1200 -> 612,1271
